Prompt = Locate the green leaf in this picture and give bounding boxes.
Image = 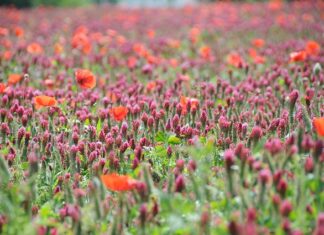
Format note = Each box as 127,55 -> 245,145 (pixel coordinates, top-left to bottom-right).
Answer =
96,118 -> 102,135
168,135 -> 181,145
155,131 -> 167,143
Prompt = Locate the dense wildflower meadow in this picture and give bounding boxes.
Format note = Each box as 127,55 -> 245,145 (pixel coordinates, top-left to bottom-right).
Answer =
0,1 -> 323,234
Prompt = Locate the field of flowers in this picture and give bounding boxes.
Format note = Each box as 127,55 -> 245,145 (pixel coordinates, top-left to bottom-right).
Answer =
0,1 -> 323,234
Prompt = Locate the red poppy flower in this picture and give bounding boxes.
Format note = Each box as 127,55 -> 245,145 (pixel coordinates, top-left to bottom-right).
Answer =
127,56 -> 138,69
252,38 -> 265,48
146,81 -> 156,93
180,96 -> 199,115
34,95 -> 57,109
0,83 -> 6,94
27,42 -> 43,55
54,43 -> 64,55
110,106 -> 128,121
14,27 -> 24,37
101,173 -> 137,192
106,91 -> 117,103
75,69 -> 96,89
8,74 -> 22,85
290,51 -> 307,62
305,41 -> 320,56
227,52 -> 245,68
313,117 -> 324,137
199,46 -> 212,60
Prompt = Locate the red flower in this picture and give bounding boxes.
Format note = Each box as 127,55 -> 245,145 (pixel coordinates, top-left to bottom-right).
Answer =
290,51 -> 307,62
227,52 -> 245,68
252,38 -> 265,48
34,95 -> 57,109
14,27 -> 24,37
305,41 -> 320,56
8,74 -> 22,85
75,69 -> 96,89
101,173 -> 137,192
180,96 -> 199,115
27,42 -> 43,55
146,81 -> 156,93
199,45 -> 212,60
110,106 -> 128,121
313,117 -> 324,137
0,83 -> 6,94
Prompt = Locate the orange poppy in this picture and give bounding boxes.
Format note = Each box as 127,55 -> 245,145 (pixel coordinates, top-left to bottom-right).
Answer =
27,43 -> 43,55
101,173 -> 137,192
14,27 -> 24,37
252,38 -> 265,48
106,91 -> 117,103
75,69 -> 96,89
34,95 -> 57,109
290,51 -> 307,62
199,46 -> 212,60
127,56 -> 138,69
8,74 -> 22,85
180,96 -> 199,115
313,117 -> 324,137
71,33 -> 91,55
305,41 -> 320,56
110,106 -> 128,121
0,83 -> 6,94
54,43 -> 64,55
169,58 -> 178,67
189,27 -> 200,44
249,49 -> 265,64
227,52 -> 245,68
2,51 -> 12,61
147,29 -> 155,39
146,81 -> 156,93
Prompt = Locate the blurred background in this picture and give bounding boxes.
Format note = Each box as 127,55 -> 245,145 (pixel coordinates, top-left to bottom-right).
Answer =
0,0 -> 271,8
